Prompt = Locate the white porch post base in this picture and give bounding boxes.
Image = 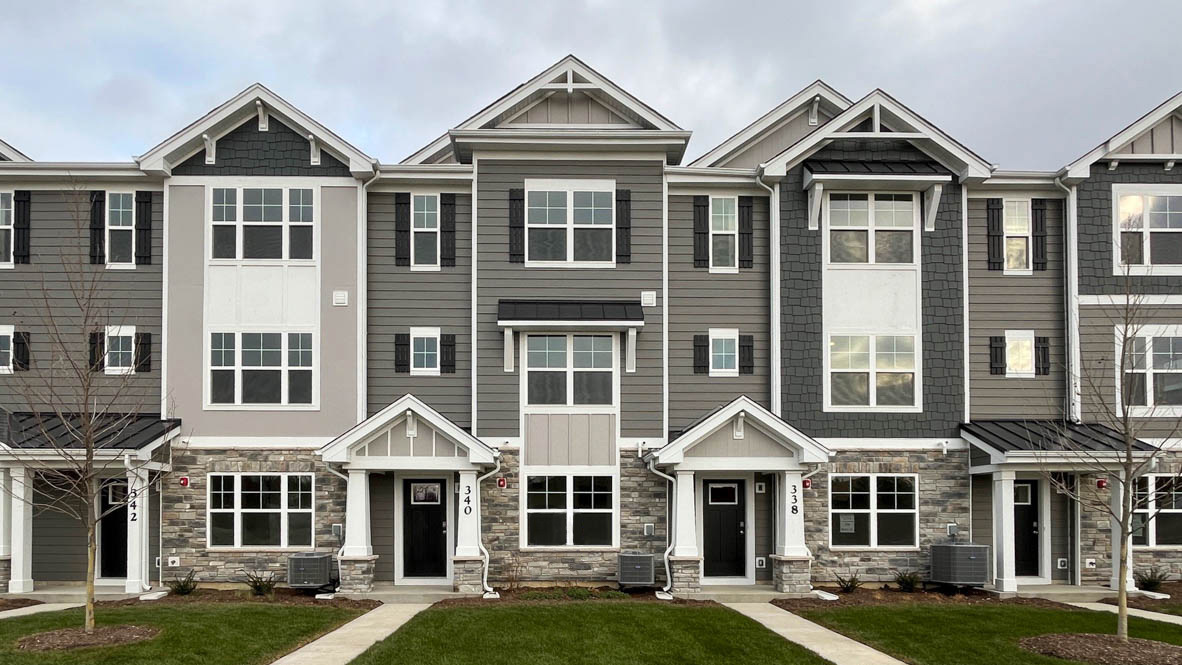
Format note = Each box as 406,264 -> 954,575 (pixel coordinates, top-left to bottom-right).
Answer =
992,470 -> 1017,593
125,468 -> 150,593
455,470 -> 480,558
672,471 -> 698,558
775,471 -> 810,558
8,467 -> 33,594
341,469 -> 372,558
1110,474 -> 1135,590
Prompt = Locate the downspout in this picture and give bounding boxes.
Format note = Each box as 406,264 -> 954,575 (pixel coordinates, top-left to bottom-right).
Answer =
1054,176 -> 1082,422
646,457 -> 676,600
476,454 -> 501,598
756,170 -> 782,416
325,464 -> 349,593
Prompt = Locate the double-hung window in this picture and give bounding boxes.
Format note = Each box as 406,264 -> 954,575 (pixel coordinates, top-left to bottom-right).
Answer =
1121,326 -> 1182,415
410,327 -> 440,376
828,193 -> 916,264
211,187 -> 314,260
525,334 -> 614,406
412,194 -> 439,269
1005,330 -> 1035,378
106,192 -> 135,267
1117,189 -> 1182,272
0,192 -> 12,266
709,328 -> 738,377
1004,199 -> 1032,272
1133,475 -> 1182,547
710,196 -> 738,272
208,473 -> 314,548
525,474 -> 613,547
209,331 -> 314,406
525,180 -> 614,265
0,324 -> 12,373
830,474 -> 918,549
827,334 -> 917,409
105,325 -> 135,375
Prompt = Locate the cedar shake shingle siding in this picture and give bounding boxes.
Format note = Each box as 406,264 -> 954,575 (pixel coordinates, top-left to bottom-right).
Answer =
172,117 -> 351,177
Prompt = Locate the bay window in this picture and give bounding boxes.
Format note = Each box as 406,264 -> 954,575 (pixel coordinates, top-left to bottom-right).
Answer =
525,474 -> 614,547
525,333 -> 614,406
209,331 -> 315,406
830,474 -> 918,548
827,334 -> 918,409
525,179 -> 614,265
828,192 -> 916,264
208,473 -> 314,548
211,187 -> 314,260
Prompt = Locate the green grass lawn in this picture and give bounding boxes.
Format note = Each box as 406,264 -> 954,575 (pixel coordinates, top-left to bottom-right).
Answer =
352,602 -> 830,665
0,602 -> 365,665
800,603 -> 1182,665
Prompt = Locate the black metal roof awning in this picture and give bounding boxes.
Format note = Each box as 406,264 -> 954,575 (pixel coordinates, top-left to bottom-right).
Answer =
497,300 -> 645,328
962,420 -> 1156,456
4,412 -> 181,451
804,159 -> 953,176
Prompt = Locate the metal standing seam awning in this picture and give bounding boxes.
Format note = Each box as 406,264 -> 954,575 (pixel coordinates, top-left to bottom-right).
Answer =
497,299 -> 646,372
962,420 -> 1157,466
0,412 -> 181,461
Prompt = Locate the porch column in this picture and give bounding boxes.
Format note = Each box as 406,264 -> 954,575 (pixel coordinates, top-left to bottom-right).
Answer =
673,471 -> 698,557
341,469 -> 372,557
0,468 -> 11,559
455,470 -> 480,557
125,467 -> 150,593
8,466 -> 33,593
992,470 -> 1017,593
1110,474 -> 1135,590
775,471 -> 809,557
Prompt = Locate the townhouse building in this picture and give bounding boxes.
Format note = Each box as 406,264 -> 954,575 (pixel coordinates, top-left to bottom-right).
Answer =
0,55 -> 1179,596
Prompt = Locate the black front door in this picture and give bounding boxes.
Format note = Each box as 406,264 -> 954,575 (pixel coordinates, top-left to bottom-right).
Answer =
403,479 -> 447,578
100,482 -> 128,579
1014,480 -> 1040,577
703,480 -> 745,577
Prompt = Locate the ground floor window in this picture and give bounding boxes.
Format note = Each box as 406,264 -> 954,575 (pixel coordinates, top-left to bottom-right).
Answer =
1134,475 -> 1182,547
829,473 -> 918,548
524,474 -> 613,547
207,473 -> 314,548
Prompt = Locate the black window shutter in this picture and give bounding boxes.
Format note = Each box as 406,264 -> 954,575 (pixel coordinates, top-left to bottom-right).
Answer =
739,334 -> 754,374
509,188 -> 525,263
693,195 -> 709,268
441,334 -> 456,374
394,333 -> 410,373
738,196 -> 754,269
394,193 -> 410,267
89,332 -> 105,371
615,189 -> 631,264
1032,199 -> 1048,271
134,191 -> 153,265
989,336 -> 1005,375
440,193 -> 456,267
13,190 -> 30,264
986,198 -> 1003,271
693,334 -> 709,374
1035,336 -> 1050,376
12,332 -> 29,371
135,332 -> 152,372
89,191 -> 105,265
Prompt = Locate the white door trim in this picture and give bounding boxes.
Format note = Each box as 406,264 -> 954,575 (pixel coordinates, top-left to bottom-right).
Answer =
696,473 -> 757,586
94,480 -> 128,586
393,472 -> 454,587
1014,475 -> 1053,586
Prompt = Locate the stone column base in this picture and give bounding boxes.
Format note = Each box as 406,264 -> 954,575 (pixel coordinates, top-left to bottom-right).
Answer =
454,556 -> 484,594
771,555 -> 812,594
338,555 -> 378,593
670,556 -> 701,593
0,557 -> 10,586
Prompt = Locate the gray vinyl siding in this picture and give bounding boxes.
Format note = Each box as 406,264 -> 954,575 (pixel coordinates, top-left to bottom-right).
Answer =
0,190 -> 163,414
475,160 -> 664,439
967,197 -> 1067,419
172,118 -> 351,177
971,475 -> 992,548
1051,486 -> 1070,582
755,473 -> 773,581
369,473 -> 395,583
31,478 -> 87,581
668,195 -> 770,432
367,192 -> 472,426
149,479 -> 161,584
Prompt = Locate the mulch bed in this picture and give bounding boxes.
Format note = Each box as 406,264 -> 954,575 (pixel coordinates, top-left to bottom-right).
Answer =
16,624 -> 160,651
1021,633 -> 1182,665
0,598 -> 41,612
434,586 -> 713,608
773,585 -> 1071,612
1102,581 -> 1182,613
99,587 -> 380,611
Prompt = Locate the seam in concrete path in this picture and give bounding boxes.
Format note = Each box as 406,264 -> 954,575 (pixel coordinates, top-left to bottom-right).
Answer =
270,603 -> 429,665
1069,601 -> 1182,626
0,603 -> 83,620
724,602 -> 906,665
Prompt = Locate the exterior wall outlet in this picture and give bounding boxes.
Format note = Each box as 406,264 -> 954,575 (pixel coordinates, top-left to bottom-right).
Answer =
755,482 -> 766,494
643,523 -> 655,536
1057,558 -> 1068,570
332,523 -> 344,540
947,523 -> 959,537
755,557 -> 766,569
1085,558 -> 1097,569
167,556 -> 180,567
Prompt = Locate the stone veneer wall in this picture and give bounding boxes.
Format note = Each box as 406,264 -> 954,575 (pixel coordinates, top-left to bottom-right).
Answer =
162,448 -> 346,583
804,449 -> 971,582
0,557 -> 9,585
480,449 -> 668,585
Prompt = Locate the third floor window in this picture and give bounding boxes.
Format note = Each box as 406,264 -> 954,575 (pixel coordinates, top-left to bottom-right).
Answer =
525,179 -> 614,266
211,187 -> 314,261
827,192 -> 916,265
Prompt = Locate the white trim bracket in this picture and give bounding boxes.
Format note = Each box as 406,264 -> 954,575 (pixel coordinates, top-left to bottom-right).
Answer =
923,183 -> 943,232
256,100 -> 269,131
308,134 -> 320,166
807,181 -> 823,230
202,133 -> 215,165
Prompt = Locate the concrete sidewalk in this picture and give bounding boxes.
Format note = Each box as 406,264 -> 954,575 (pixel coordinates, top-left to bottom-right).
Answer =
0,602 -> 82,620
1070,601 -> 1182,627
270,603 -> 428,665
725,602 -> 906,665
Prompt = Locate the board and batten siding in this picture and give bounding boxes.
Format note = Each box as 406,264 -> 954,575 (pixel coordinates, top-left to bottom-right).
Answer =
475,160 -> 664,440
367,192 -> 472,426
967,197 -> 1066,419
668,194 -> 770,432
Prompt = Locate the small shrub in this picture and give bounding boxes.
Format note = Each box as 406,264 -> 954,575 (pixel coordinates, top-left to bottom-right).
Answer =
893,569 -> 922,593
243,571 -> 278,597
166,571 -> 198,596
1135,566 -> 1172,592
563,587 -> 592,600
597,589 -> 629,599
516,589 -> 564,601
834,570 -> 862,593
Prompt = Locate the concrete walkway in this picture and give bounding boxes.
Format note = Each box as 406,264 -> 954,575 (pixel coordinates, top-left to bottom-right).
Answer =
270,603 -> 428,665
725,602 -> 906,665
1070,601 -> 1182,627
0,602 -> 82,620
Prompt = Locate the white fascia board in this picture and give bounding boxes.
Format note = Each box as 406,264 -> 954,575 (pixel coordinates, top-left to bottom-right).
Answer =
496,320 -> 644,330
370,164 -> 474,189
319,394 -> 496,464
0,162 -> 153,180
448,129 -> 692,162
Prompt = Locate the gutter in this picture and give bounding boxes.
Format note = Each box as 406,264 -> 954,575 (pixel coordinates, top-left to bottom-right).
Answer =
1054,176 -> 1083,422
645,457 -> 676,600
325,464 -> 350,593
476,455 -> 502,598
756,170 -> 782,416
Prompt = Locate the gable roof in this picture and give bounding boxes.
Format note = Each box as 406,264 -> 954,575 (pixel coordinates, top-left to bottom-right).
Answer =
136,83 -> 374,177
0,138 -> 31,162
1062,88 -> 1182,180
648,396 -> 831,466
318,394 -> 496,464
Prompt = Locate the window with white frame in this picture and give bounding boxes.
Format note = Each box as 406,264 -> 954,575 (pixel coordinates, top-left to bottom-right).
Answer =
1005,330 -> 1035,378
0,324 -> 11,373
412,194 -> 440,268
525,334 -> 614,406
828,193 -> 916,264
105,325 -> 135,375
525,475 -> 613,547
106,192 -> 135,266
526,180 -> 614,265
1003,199 -> 1031,272
709,328 -> 738,377
211,187 -> 314,260
710,196 -> 738,271
827,334 -> 917,408
1122,327 -> 1182,415
1118,190 -> 1182,269
411,327 -> 440,376
209,331 -> 314,406
0,192 -> 12,266
1133,475 -> 1182,547
830,474 -> 918,548
208,473 -> 314,548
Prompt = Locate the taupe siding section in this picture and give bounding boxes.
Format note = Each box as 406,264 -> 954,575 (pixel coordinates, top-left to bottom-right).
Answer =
368,193 -> 472,425
502,93 -> 631,127
523,413 -> 616,465
967,197 -> 1066,419
1113,116 -> 1182,154
716,111 -> 833,169
476,160 -> 664,438
686,422 -> 789,458
31,479 -> 87,580
669,195 -> 770,431
369,473 -> 395,582
1051,486 -> 1070,582
755,473 -> 773,581
971,475 -> 993,578
0,190 -> 163,413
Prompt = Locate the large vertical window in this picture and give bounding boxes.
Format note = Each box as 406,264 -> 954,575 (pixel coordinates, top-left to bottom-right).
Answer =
710,196 -> 738,272
827,334 -> 917,409
412,194 -> 439,268
525,180 -> 614,265
525,334 -> 614,406
106,192 -> 135,267
0,192 -> 12,266
525,475 -> 613,547
1003,199 -> 1031,272
208,331 -> 315,406
210,187 -> 314,260
830,474 -> 918,548
105,325 -> 135,375
207,473 -> 314,548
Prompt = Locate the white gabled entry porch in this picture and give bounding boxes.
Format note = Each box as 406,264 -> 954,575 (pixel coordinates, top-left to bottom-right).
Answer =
319,395 -> 497,594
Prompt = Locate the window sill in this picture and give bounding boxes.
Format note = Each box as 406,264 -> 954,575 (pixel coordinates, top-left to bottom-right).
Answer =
1003,268 -> 1034,276
0,264 -> 13,270
709,266 -> 739,275
106,263 -> 136,271
519,546 -> 619,553
1113,264 -> 1182,277
709,370 -> 739,378
104,368 -> 135,376
823,405 -> 922,414
410,265 -> 441,272
828,546 -> 920,552
1125,406 -> 1182,418
207,258 -> 317,267
411,369 -> 441,377
826,262 -> 919,270
204,404 -> 321,412
0,367 -> 12,374
205,547 -> 317,553
523,261 -> 617,269
1005,371 -> 1036,379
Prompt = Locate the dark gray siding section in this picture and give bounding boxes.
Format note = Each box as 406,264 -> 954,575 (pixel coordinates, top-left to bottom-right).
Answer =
0,190 -> 163,413
755,472 -> 773,581
173,118 -> 351,177
369,473 -> 395,583
1078,162 -> 1182,295
31,479 -> 86,581
368,192 -> 472,426
780,140 -> 964,438
1051,486 -> 1070,582
968,197 -> 1067,419
476,160 -> 664,438
150,479 -> 161,584
669,195 -> 770,431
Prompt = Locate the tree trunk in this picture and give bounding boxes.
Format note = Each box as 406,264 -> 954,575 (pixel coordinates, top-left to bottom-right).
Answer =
85,520 -> 96,634
1117,534 -> 1129,641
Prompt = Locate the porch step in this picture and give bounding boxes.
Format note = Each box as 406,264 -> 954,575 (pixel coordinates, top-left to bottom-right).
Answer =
3,587 -> 142,604
999,584 -> 1145,604
342,585 -> 480,604
676,585 -> 808,603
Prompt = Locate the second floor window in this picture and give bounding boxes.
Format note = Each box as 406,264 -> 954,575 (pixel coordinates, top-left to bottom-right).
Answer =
1004,200 -> 1031,272
105,326 -> 135,375
828,193 -> 915,264
0,192 -> 12,265
1123,331 -> 1182,413
411,327 -> 440,376
1119,191 -> 1182,269
212,187 -> 314,261
828,334 -> 917,409
709,328 -> 738,377
412,194 -> 439,268
525,333 -> 613,406
710,196 -> 737,271
526,180 -> 614,265
209,331 -> 314,406
107,192 -> 135,266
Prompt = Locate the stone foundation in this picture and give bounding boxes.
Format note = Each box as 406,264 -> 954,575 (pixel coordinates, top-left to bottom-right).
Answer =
670,557 -> 701,592
771,555 -> 812,593
0,556 -> 9,585
454,557 -> 484,593
339,556 -> 377,593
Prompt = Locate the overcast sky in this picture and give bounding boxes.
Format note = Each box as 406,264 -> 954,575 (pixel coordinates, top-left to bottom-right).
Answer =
3,0 -> 1179,170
